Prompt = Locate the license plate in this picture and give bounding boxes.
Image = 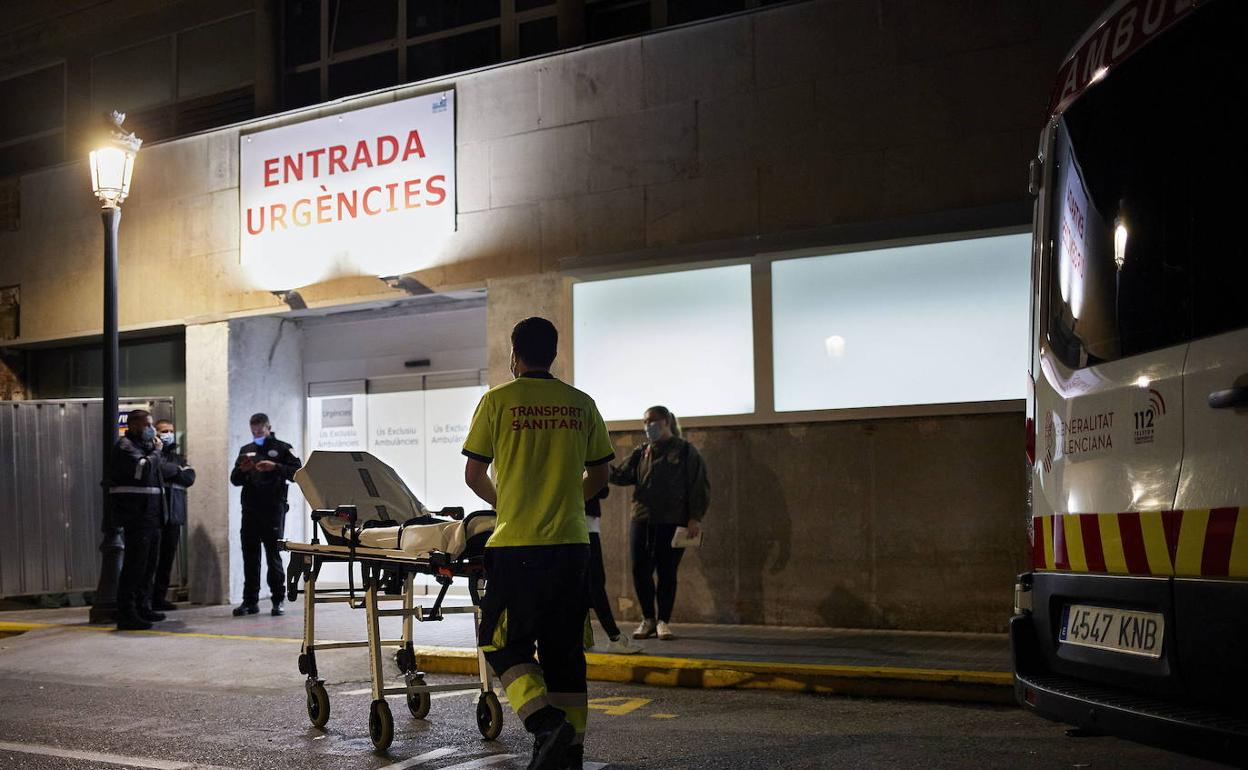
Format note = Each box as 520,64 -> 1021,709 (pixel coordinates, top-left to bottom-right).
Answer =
1060,604 -> 1165,658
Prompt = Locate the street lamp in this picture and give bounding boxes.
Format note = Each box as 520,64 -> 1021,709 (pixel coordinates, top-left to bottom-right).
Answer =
88,111 -> 141,624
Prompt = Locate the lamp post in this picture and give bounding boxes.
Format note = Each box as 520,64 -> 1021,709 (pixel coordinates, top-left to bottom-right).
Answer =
87,111 -> 141,624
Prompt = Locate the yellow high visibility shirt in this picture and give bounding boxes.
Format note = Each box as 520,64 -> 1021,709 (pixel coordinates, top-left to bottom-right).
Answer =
462,372 -> 614,547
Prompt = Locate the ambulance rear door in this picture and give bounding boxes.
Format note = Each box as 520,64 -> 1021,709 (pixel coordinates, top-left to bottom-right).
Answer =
1168,0 -> 1248,709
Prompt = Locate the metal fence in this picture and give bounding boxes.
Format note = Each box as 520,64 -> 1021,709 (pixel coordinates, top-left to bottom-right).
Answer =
0,397 -> 176,599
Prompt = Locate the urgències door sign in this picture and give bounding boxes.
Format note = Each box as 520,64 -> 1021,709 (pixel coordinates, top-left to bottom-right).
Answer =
239,90 -> 455,290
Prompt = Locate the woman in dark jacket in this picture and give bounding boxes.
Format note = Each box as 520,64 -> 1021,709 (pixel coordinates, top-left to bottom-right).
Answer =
609,405 -> 710,641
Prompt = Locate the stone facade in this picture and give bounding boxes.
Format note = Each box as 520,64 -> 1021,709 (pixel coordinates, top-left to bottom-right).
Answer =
0,0 -> 1112,628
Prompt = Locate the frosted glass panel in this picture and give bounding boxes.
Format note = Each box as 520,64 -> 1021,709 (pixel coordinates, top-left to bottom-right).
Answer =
772,234 -> 1030,412
366,390 -> 426,503
423,385 -> 487,510
573,265 -> 754,421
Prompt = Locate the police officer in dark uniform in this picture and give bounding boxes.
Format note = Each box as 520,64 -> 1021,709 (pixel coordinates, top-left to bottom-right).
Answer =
151,419 -> 196,612
230,412 -> 302,617
110,409 -> 181,631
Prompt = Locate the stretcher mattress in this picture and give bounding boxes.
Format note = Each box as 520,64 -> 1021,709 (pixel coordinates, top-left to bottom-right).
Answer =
319,512 -> 496,559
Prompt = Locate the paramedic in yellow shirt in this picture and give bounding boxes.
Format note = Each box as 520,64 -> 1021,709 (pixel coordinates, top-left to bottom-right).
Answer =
462,316 -> 614,770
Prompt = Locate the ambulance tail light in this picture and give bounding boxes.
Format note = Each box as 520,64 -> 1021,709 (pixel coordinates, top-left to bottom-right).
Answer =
1025,416 -> 1036,466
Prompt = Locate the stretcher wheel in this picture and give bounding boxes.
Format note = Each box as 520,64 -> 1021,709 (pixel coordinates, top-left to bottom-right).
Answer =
406,689 -> 431,719
306,682 -> 330,728
476,691 -> 503,740
369,698 -> 394,752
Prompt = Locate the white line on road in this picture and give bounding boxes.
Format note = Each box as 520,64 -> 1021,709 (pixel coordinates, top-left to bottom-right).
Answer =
436,755 -> 516,770
0,740 -> 237,770
377,746 -> 458,769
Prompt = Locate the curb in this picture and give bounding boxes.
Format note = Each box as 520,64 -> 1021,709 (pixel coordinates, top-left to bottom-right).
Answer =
0,621 -> 1014,705
410,646 -> 1014,704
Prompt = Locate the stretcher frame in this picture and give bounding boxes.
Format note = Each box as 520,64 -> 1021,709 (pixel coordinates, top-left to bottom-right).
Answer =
282,505 -> 504,752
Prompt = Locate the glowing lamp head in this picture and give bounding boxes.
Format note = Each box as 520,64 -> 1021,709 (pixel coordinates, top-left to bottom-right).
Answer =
89,111 -> 141,208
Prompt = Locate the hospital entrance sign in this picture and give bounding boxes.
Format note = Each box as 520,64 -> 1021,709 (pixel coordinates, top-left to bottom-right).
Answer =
239,90 -> 455,290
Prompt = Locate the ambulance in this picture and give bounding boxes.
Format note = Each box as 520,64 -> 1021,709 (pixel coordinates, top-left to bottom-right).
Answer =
1012,0 -> 1248,761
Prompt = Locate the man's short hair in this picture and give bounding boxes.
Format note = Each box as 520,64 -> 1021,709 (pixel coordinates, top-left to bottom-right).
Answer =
126,409 -> 150,426
155,419 -> 174,429
511,317 -> 558,369
249,412 -> 270,426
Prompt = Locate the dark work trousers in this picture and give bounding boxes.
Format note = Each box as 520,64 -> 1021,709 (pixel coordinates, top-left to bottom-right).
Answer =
630,520 -> 685,623
152,522 -> 181,603
478,545 -> 590,746
587,533 -> 621,639
117,525 -> 161,616
241,513 -> 285,606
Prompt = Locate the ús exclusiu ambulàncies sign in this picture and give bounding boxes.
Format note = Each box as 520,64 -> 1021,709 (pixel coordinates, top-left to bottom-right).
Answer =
239,90 -> 455,290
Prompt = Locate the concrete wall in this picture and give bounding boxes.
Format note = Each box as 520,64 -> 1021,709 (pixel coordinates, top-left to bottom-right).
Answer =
185,317 -> 303,604
0,0 -> 1108,346
0,0 -> 1110,625
599,414 -> 1027,633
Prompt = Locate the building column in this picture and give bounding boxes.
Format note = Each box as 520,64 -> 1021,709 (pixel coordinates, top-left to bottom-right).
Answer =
186,316 -> 304,604
485,273 -> 574,386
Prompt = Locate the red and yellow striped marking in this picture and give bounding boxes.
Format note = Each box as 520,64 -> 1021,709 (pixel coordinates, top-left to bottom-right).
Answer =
1032,507 -> 1248,578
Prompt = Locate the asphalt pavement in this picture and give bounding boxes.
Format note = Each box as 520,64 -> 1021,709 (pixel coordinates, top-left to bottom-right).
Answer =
0,612 -> 1229,769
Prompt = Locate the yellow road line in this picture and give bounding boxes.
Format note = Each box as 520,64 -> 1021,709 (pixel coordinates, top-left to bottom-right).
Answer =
0,620 -> 302,644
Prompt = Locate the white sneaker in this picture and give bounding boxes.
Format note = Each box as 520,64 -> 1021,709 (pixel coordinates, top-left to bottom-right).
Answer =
605,635 -> 642,655
656,621 -> 674,640
633,618 -> 657,639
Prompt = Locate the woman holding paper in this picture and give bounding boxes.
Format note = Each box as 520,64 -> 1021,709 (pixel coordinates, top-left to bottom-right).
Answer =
608,405 -> 710,641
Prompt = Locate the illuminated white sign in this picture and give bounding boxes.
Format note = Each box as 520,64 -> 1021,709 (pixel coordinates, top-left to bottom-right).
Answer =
239,90 -> 455,290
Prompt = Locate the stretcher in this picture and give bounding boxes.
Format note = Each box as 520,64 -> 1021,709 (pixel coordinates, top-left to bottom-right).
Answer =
280,451 -> 503,752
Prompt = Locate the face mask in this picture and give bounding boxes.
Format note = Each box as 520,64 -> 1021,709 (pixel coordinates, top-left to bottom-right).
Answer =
254,435 -> 267,446
644,422 -> 664,443
159,432 -> 175,447
141,426 -> 157,443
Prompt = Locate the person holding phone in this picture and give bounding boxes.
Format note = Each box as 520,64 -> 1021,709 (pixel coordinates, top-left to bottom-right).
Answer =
609,405 -> 709,642
230,412 -> 302,617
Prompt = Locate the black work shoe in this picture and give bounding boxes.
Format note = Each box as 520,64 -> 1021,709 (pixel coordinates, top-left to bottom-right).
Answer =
528,720 -> 574,770
151,598 -> 177,612
563,744 -> 584,770
233,603 -> 260,616
116,615 -> 153,631
137,608 -> 166,622
271,602 -> 285,616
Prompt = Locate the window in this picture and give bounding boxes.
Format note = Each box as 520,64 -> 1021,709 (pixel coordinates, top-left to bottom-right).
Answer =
408,27 -> 501,81
328,50 -> 398,98
668,0 -> 745,24
1046,0 -> 1248,369
772,234 -> 1030,412
586,0 -> 650,42
93,16 -> 256,144
93,39 -> 175,113
407,0 -> 499,36
519,17 -> 559,58
284,0 -> 322,67
178,15 -> 256,99
573,265 -> 754,421
0,64 -> 64,178
330,0 -> 397,52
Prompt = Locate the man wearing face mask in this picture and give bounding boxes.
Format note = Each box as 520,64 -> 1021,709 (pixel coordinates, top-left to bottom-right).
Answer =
110,409 -> 182,631
151,419 -> 196,612
230,413 -> 302,617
